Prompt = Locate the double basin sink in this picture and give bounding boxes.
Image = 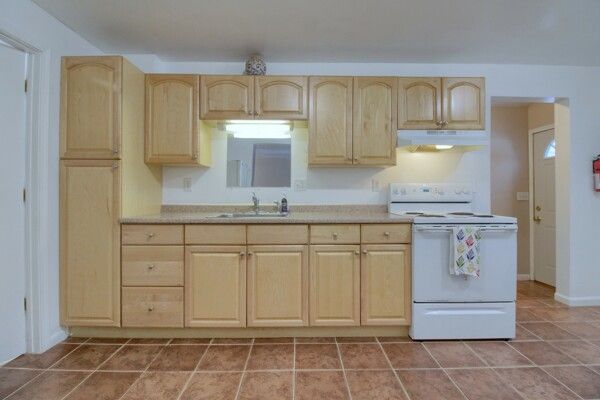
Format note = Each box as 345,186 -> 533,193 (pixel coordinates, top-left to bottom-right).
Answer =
213,211 -> 289,218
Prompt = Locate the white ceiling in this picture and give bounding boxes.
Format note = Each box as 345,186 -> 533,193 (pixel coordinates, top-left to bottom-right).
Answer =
32,0 -> 600,66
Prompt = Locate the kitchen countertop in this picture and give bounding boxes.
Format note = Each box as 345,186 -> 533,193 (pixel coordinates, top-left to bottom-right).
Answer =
121,205 -> 414,224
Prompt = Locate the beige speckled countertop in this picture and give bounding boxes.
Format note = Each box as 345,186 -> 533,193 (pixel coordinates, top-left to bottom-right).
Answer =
121,205 -> 414,224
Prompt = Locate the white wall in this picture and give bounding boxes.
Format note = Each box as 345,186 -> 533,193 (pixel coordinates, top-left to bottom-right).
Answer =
0,0 -> 102,351
124,58 -> 600,306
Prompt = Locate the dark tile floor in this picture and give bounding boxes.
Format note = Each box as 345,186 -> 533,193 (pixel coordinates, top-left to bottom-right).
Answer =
2,281 -> 600,399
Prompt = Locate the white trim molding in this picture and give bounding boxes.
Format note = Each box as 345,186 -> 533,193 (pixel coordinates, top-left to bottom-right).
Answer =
555,292 -> 600,307
517,274 -> 531,281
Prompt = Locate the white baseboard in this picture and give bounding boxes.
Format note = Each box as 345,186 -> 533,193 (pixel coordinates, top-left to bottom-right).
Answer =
44,329 -> 68,352
517,274 -> 531,281
555,292 -> 600,306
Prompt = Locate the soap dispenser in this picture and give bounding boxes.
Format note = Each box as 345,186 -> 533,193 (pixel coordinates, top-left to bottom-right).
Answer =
280,194 -> 288,214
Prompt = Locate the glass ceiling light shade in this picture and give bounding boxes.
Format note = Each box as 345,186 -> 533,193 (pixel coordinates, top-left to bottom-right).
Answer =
435,144 -> 454,150
225,121 -> 292,139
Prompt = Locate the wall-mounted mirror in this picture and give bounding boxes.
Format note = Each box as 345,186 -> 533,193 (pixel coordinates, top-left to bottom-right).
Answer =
225,121 -> 292,188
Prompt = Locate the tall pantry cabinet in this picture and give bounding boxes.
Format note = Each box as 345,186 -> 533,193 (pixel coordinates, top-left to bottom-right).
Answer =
60,56 -> 162,326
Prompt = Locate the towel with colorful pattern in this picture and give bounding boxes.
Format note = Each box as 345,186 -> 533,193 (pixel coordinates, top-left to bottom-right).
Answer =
451,226 -> 481,277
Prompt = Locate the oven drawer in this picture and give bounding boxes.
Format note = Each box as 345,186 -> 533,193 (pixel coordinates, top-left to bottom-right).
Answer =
410,302 -> 515,340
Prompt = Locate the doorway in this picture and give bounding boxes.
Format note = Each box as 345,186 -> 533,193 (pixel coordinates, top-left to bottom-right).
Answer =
532,128 -> 556,286
0,40 -> 28,363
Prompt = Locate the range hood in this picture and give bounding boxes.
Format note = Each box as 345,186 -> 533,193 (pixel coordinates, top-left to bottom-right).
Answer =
397,130 -> 488,152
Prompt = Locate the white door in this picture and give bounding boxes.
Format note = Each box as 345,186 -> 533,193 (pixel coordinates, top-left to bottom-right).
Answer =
0,43 -> 27,363
533,129 -> 556,287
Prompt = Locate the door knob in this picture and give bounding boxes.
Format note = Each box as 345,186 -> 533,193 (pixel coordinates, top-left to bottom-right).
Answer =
533,216 -> 542,222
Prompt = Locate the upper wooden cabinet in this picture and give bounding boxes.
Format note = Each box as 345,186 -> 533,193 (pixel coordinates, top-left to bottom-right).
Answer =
255,76 -> 308,119
442,77 -> 485,130
145,74 -> 209,165
397,77 -> 485,130
60,56 -> 122,159
200,75 -> 308,120
397,77 -> 442,130
308,77 -> 353,165
200,75 -> 254,119
353,77 -> 397,165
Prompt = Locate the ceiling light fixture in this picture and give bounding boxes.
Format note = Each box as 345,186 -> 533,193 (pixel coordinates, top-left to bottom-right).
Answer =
435,145 -> 454,150
225,121 -> 292,139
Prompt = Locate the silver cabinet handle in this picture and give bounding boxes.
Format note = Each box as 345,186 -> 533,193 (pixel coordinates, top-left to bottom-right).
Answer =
354,250 -> 360,255
146,233 -> 155,239
148,264 -> 155,270
362,250 -> 368,254
147,306 -> 154,312
240,252 -> 245,257
248,251 -> 253,256
383,231 -> 390,237
332,232 -> 338,239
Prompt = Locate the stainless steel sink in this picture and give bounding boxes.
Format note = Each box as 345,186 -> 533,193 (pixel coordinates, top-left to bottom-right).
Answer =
212,212 -> 289,218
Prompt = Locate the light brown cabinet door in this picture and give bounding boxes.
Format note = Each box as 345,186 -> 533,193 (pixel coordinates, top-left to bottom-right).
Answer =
397,77 -> 442,130
361,244 -> 411,326
255,76 -> 308,119
60,160 -> 120,326
308,77 -> 353,165
353,77 -> 397,165
60,56 -> 121,159
145,74 -> 199,164
442,77 -> 485,130
310,245 -> 360,326
200,75 -> 254,119
185,246 -> 246,327
247,245 -> 308,327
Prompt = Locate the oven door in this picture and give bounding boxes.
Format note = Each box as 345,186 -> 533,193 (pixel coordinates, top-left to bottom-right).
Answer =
412,224 -> 517,303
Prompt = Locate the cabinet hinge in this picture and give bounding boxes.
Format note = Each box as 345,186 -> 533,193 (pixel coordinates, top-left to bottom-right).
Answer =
24,298 -> 27,311
24,79 -> 28,93
23,188 -> 26,203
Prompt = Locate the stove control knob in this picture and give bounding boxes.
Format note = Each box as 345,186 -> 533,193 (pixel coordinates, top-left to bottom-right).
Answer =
455,189 -> 460,194
392,188 -> 399,195
400,188 -> 407,195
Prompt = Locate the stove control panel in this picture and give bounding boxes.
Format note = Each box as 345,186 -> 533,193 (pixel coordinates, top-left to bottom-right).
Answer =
389,183 -> 474,203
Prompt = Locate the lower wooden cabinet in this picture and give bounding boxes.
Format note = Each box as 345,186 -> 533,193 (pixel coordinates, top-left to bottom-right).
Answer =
310,245 -> 360,326
361,244 -> 411,325
122,287 -> 183,327
247,245 -> 309,327
185,246 -> 246,327
60,160 -> 121,326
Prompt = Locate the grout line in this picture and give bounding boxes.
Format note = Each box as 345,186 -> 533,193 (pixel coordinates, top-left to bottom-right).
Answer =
376,340 -> 411,400
59,341 -> 129,400
116,340 -> 169,400
233,339 -> 254,400
538,366 -> 586,400
334,340 -> 353,400
175,344 -> 211,400
421,342 -> 468,400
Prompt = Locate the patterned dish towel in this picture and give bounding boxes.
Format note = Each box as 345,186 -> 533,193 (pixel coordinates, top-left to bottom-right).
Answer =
450,226 -> 482,277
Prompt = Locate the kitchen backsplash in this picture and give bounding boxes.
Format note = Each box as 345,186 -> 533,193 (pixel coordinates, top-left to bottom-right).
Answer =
162,127 -> 491,212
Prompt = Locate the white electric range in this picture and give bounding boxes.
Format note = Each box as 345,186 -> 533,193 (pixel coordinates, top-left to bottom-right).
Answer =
389,183 -> 518,340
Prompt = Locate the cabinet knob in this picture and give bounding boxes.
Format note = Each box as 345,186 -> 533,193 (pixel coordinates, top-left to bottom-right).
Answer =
354,250 -> 360,255
332,232 -> 338,239
384,231 -> 390,237
240,251 -> 245,257
362,250 -> 368,255
248,251 -> 253,256
148,264 -> 155,270
147,306 -> 154,312
112,148 -> 119,154
146,233 -> 155,239
247,110 -> 252,115
353,158 -> 358,162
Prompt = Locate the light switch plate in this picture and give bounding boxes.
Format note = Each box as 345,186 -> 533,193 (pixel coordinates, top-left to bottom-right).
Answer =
516,192 -> 529,201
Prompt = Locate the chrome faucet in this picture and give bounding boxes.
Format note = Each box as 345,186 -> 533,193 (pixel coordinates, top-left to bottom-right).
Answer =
251,192 -> 260,213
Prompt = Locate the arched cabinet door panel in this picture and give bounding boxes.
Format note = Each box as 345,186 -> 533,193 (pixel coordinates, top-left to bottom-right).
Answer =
200,75 -> 254,120
60,56 -> 122,159
145,74 -> 200,164
255,76 -> 308,119
442,77 -> 485,130
398,77 -> 441,130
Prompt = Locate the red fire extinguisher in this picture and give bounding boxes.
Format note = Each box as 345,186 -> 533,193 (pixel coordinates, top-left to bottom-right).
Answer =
594,155 -> 600,192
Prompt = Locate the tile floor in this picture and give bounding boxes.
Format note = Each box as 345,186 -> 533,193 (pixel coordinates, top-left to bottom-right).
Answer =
2,281 -> 600,399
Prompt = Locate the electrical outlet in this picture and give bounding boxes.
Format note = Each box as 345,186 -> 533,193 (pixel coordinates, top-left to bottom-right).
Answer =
371,179 -> 380,192
183,177 -> 192,192
294,179 -> 307,192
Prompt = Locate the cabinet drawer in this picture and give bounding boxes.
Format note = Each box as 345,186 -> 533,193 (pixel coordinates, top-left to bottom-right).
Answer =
122,246 -> 184,286
361,224 -> 412,244
310,224 -> 360,244
122,225 -> 183,245
247,225 -> 308,244
185,225 -> 246,245
122,287 -> 183,327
